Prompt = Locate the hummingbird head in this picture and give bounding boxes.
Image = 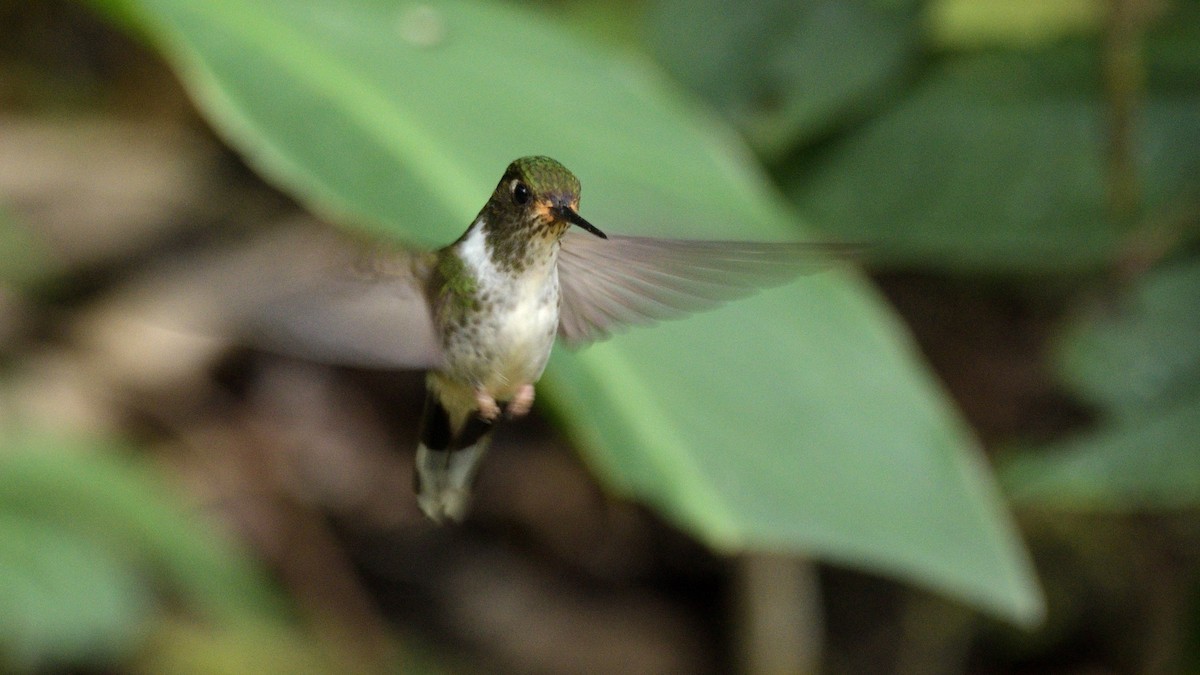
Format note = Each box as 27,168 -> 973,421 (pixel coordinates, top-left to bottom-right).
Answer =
485,156 -> 607,241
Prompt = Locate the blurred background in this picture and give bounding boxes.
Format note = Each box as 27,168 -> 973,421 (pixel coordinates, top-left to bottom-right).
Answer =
1,0 -> 1198,673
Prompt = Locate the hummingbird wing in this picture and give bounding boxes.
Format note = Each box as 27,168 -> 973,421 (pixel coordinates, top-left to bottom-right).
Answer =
245,229 -> 444,370
556,231 -> 852,347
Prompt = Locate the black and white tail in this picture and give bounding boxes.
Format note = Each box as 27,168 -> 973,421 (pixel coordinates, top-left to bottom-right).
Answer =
414,392 -> 495,522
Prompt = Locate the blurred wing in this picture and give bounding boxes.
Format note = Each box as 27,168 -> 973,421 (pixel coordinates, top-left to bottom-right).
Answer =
556,231 -> 852,347
243,230 -> 443,370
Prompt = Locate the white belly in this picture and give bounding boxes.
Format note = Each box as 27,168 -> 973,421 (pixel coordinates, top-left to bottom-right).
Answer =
439,220 -> 563,399
440,282 -> 557,399
489,288 -> 558,389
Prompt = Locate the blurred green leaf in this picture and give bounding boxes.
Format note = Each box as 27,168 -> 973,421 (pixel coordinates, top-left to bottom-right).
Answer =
137,617 -> 449,675
546,284 -> 1040,623
0,429 -> 438,671
0,514 -> 150,671
925,0 -> 1104,50
1001,391 -> 1200,509
645,0 -> 920,157
786,43 -> 1200,273
83,0 -> 148,36
93,0 -> 1042,624
0,435 -> 285,645
135,619 -> 349,675
1057,260 -> 1200,416
1003,257 -> 1200,510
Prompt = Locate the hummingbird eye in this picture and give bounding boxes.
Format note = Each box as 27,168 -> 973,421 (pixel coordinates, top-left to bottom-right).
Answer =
511,180 -> 531,205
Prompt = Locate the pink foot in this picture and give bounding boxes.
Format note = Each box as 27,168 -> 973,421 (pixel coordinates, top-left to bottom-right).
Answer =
475,390 -> 502,421
506,384 -> 535,418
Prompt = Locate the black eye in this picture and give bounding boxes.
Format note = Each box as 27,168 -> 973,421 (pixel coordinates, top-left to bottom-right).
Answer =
512,181 -> 531,205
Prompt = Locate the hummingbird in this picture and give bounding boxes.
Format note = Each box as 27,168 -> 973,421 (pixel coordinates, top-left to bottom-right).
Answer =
253,156 -> 846,522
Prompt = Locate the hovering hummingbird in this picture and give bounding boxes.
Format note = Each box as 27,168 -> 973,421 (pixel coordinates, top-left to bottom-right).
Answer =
255,156 -> 846,522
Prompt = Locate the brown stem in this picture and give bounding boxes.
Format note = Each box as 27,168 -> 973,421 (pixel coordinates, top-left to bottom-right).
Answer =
1103,0 -> 1148,223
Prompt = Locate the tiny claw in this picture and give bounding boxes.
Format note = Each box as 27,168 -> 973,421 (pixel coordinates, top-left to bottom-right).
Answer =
475,390 -> 502,421
506,384 -> 535,418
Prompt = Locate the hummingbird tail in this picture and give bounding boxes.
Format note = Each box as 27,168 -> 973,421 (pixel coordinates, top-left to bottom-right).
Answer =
414,393 -> 495,523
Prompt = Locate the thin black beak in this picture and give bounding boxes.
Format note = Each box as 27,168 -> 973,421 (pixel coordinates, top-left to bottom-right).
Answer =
554,204 -> 607,239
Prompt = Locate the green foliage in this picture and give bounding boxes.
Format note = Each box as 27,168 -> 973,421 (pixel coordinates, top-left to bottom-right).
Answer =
687,0 -> 1200,518
645,0 -> 921,157
0,433 -> 284,671
87,0 -> 1044,625
0,511 -> 149,669
785,44 -> 1200,273
1002,260 -> 1200,509
1002,392 -> 1200,509
1059,261 -> 1200,417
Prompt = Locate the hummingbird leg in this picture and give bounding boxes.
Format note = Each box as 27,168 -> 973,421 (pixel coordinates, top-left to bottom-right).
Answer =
474,389 -> 503,421
506,383 -> 536,418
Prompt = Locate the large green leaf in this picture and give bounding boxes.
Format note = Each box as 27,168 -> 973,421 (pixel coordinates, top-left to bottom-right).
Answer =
786,42 -> 1200,273
94,0 -> 1042,624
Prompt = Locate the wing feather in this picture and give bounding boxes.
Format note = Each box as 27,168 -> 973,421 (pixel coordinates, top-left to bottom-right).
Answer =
242,230 -> 443,370
556,231 -> 851,346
